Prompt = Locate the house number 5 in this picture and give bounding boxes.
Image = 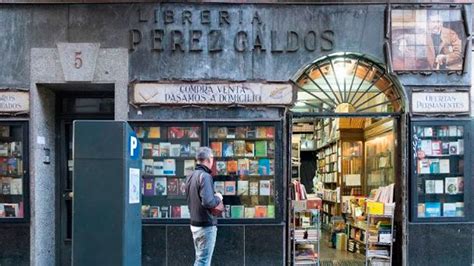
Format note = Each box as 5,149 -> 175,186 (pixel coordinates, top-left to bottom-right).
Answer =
74,51 -> 83,69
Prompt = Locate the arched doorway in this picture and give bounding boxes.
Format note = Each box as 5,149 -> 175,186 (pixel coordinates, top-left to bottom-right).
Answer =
289,53 -> 406,265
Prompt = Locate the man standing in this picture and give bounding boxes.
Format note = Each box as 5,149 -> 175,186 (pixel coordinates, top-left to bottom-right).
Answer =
185,147 -> 223,266
426,13 -> 462,70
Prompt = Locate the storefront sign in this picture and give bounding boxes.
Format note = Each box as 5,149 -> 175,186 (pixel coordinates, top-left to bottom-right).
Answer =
133,83 -> 294,105
412,91 -> 470,114
0,91 -> 29,113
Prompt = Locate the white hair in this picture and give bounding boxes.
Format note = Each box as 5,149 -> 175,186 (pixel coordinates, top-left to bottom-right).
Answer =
196,147 -> 213,163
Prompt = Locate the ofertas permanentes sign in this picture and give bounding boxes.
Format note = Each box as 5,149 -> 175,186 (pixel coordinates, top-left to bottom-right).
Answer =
412,91 -> 470,114
133,83 -> 294,105
0,90 -> 29,113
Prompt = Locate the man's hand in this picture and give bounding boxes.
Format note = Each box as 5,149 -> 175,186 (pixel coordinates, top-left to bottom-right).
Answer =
435,54 -> 447,66
215,192 -> 223,201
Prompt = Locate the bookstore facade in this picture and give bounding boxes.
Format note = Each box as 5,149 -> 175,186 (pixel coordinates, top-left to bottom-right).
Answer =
0,2 -> 472,265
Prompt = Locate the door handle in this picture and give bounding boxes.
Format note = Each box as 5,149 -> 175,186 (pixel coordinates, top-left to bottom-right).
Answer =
63,192 -> 73,199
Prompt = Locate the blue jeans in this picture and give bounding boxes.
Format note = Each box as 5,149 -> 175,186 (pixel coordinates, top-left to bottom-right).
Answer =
191,226 -> 217,266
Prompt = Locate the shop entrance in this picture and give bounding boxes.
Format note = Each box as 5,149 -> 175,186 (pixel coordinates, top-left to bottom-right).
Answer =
55,91 -> 114,266
289,53 -> 406,265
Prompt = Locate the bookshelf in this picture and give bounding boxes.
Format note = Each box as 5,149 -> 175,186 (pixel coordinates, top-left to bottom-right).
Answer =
291,200 -> 320,265
0,123 -> 27,220
365,211 -> 394,266
411,121 -> 470,222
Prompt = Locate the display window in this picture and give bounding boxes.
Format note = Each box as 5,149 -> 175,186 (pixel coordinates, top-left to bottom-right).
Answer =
411,121 -> 470,221
133,122 -> 280,223
0,123 -> 28,220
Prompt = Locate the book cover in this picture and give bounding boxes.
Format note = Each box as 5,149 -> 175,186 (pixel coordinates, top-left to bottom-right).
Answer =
457,139 -> 464,155
190,141 -> 200,157
255,205 -> 268,218
449,141 -> 460,155
227,160 -> 238,174
255,141 -> 268,157
231,205 -> 244,218
224,181 -> 236,195
167,178 -> 179,196
237,159 -> 249,176
445,177 -> 459,194
267,205 -> 275,218
163,159 -> 176,175
267,141 -> 275,157
153,161 -> 164,176
148,127 -> 161,138
214,181 -> 225,195
6,158 -> 17,175
209,127 -> 219,138
171,206 -> 181,218
269,159 -> 275,175
224,205 -> 231,218
4,204 -> 17,217
249,160 -> 259,176
149,206 -> 159,218
227,127 -> 236,139
141,205 -> 150,218
10,178 -> 22,195
443,203 -> 456,217
236,127 -> 247,138
234,140 -> 245,157
429,159 -> 440,174
417,203 -> 425,218
178,178 -> 186,196
217,127 -> 228,138
420,140 -> 432,156
441,142 -> 450,155
142,159 -> 154,175
425,202 -> 441,217
246,128 -> 256,138
211,142 -> 223,157
266,127 -> 275,138
181,205 -> 190,218
457,177 -> 464,193
249,182 -> 259,195
142,143 -> 153,158
256,127 -> 267,138
170,144 -> 181,157
448,126 -> 458,137
10,142 -> 21,157
244,207 -> 256,218
418,159 -> 430,174
223,142 -> 235,157
152,144 -> 160,157
434,180 -> 443,194
237,180 -> 249,196
184,160 -> 195,176
168,127 -> 185,139
439,159 -> 450,174
259,180 -> 271,196
159,142 -> 171,157
160,206 -> 169,218
187,127 -> 201,138
423,127 -> 433,137
216,161 -> 227,175
154,177 -> 167,196
245,142 -> 255,157
431,140 -> 441,155
258,158 -> 270,175
180,144 -> 191,157
135,127 -> 148,138
144,178 -> 154,196
425,180 -> 435,194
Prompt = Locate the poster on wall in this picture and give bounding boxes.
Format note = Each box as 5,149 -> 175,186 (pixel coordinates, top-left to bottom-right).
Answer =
391,8 -> 466,71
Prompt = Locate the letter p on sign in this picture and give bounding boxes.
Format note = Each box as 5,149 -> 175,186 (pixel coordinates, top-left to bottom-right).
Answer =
130,136 -> 138,157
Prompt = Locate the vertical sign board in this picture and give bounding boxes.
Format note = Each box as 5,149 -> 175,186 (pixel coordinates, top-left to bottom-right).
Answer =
72,121 -> 142,266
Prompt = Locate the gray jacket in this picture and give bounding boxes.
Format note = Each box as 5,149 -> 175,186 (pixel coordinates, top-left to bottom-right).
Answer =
185,164 -> 221,227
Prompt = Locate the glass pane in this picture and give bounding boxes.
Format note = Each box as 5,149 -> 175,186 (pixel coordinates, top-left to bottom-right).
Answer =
135,125 -> 202,219
292,54 -> 402,114
365,132 -> 395,192
208,125 -> 276,219
0,124 -> 25,218
62,98 -> 114,114
413,125 -> 465,218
